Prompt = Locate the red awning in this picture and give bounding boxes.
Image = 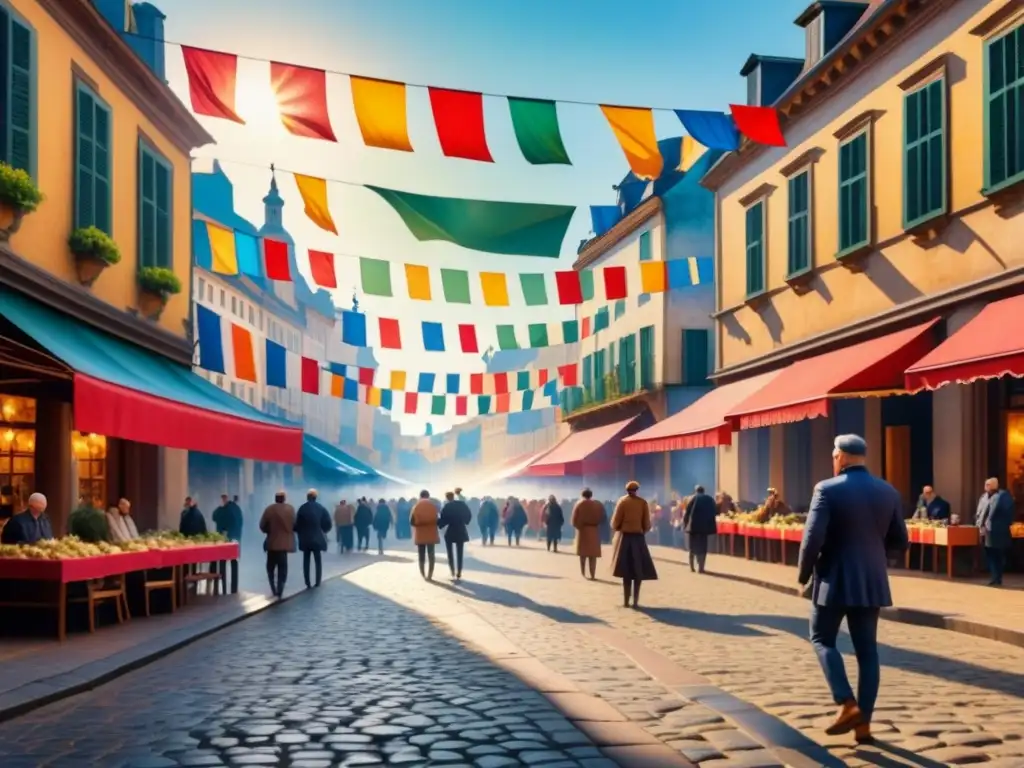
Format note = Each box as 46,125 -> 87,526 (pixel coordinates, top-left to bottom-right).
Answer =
623,371 -> 782,455
726,320 -> 939,430
905,294 -> 1024,391
522,416 -> 638,477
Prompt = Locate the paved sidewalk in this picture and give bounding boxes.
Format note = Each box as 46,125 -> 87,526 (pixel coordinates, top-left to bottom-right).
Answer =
649,544 -> 1024,647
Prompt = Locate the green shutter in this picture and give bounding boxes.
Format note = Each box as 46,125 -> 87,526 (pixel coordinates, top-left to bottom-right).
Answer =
155,159 -> 171,267
628,334 -> 637,392
138,142 -> 173,269
582,354 -> 593,400
6,14 -> 33,174
639,230 -> 652,261
745,201 -> 764,295
614,299 -> 626,319
683,329 -> 710,386
985,24 -> 1024,191
594,349 -> 605,400
639,325 -> 654,390
903,78 -> 947,227
787,171 -> 810,275
838,132 -> 870,253
74,86 -> 95,230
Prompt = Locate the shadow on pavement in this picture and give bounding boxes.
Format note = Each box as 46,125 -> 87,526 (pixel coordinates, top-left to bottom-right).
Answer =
460,553 -> 559,580
440,580 -> 603,625
853,742 -> 950,767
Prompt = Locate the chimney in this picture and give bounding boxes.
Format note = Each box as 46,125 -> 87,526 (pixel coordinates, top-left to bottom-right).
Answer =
796,1 -> 870,70
126,2 -> 167,82
740,55 -> 805,108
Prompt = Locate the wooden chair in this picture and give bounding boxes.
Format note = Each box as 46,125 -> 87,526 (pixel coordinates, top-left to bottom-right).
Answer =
68,576 -> 129,633
182,564 -> 222,603
143,570 -> 177,617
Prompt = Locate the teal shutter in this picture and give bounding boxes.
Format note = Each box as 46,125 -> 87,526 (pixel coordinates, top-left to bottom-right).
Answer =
594,349 -> 605,400
628,335 -> 638,392
73,85 -> 112,233
582,353 -> 593,400
155,159 -> 171,266
745,201 -> 764,295
614,299 -> 626,319
903,78 -> 946,227
683,329 -> 710,385
639,325 -> 654,390
4,13 -> 33,174
638,230 -> 652,261
138,143 -> 173,268
787,171 -> 810,275
985,24 -> 1024,190
838,132 -> 869,252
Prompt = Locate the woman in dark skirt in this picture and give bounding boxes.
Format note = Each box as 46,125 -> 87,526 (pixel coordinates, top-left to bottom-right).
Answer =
610,480 -> 658,608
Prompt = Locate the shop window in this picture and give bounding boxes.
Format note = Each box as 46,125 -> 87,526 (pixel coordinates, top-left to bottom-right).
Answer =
71,431 -> 106,508
0,5 -> 35,176
838,131 -> 871,254
787,170 -> 812,276
984,22 -> 1024,191
74,81 -> 112,233
138,139 -> 173,269
745,200 -> 766,296
903,77 -> 947,227
0,396 -> 36,518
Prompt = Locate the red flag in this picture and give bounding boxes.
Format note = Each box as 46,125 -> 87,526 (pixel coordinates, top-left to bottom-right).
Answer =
180,47 -> 243,124
458,324 -> 479,354
603,266 -> 627,300
308,249 -> 337,288
470,373 -> 484,395
428,88 -> 493,162
493,372 -> 509,395
301,357 -> 320,394
729,104 -> 786,147
538,369 -> 549,386
263,238 -> 291,281
455,396 -> 468,417
358,366 -> 375,386
404,392 -> 419,415
378,318 -> 402,350
270,62 -> 336,142
558,363 -> 579,387
581,316 -> 592,338
554,271 -> 583,305
496,393 -> 511,413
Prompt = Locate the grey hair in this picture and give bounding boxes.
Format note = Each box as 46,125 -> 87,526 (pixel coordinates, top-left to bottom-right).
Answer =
833,434 -> 867,456
28,492 -> 46,507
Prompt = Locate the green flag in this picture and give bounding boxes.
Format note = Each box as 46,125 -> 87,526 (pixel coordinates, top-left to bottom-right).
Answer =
580,269 -> 595,301
431,395 -> 446,416
519,273 -> 548,306
528,323 -> 549,348
507,98 -> 571,166
440,268 -> 471,304
562,319 -> 580,344
359,258 -> 392,297
496,325 -> 519,350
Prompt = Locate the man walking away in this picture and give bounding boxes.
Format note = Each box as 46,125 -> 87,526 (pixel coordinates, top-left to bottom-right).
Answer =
571,489 -> 603,579
373,498 -> 392,554
354,498 -> 373,551
295,489 -> 332,588
798,435 -> 908,744
977,477 -> 1014,586
479,496 -> 499,545
543,495 -> 564,553
439,491 -> 472,581
260,490 -> 296,598
684,485 -> 718,573
410,489 -> 439,580
334,499 -> 354,553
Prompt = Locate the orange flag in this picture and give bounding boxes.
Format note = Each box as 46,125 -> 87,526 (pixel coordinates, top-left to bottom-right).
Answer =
600,105 -> 663,179
230,324 -> 257,382
293,173 -> 337,234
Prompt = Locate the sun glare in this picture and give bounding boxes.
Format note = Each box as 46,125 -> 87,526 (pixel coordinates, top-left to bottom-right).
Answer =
234,73 -> 284,133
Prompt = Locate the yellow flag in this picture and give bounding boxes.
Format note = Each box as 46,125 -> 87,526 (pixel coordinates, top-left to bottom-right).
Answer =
207,222 -> 238,275
479,272 -> 510,306
600,105 -> 663,180
390,370 -> 407,391
294,173 -> 337,234
405,263 -> 432,301
350,77 -> 413,152
367,386 -> 382,407
680,135 -> 708,172
330,374 -> 344,398
640,261 -> 667,293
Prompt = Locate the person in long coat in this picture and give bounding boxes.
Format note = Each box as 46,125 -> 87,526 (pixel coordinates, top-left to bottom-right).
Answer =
259,491 -> 295,598
395,497 -> 412,540
373,498 -> 392,555
977,477 -> 1015,586
610,481 -> 658,608
478,496 -> 500,545
684,485 -> 718,574
410,489 -> 440,580
294,489 -> 332,588
571,488 -> 603,579
354,498 -> 373,551
503,497 -> 527,546
334,499 -> 355,553
438,491 -> 472,581
542,495 -> 565,553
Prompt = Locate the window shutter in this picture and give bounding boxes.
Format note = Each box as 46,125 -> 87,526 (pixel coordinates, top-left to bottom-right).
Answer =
75,87 -> 96,230
8,18 -> 32,173
93,102 -> 111,232
639,231 -> 651,261
683,329 -> 710,385
139,148 -> 156,267
155,160 -> 171,267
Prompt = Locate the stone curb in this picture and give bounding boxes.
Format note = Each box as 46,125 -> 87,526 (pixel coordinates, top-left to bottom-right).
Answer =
0,558 -> 376,724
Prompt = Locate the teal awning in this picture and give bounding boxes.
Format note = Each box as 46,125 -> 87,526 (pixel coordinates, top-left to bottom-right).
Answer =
303,434 -> 371,477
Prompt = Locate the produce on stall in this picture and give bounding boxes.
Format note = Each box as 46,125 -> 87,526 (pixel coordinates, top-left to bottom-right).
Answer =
0,531 -> 228,560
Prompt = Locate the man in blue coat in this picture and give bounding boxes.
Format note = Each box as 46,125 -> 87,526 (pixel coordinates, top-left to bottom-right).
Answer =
797,434 -> 908,745
294,489 -> 332,588
976,477 -> 1014,586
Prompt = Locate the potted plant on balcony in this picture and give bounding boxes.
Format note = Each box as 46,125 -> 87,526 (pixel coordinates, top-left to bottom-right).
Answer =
68,226 -> 121,286
136,266 -> 182,320
0,162 -> 43,242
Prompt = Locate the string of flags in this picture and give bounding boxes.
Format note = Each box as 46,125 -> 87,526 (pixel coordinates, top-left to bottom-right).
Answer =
195,218 -> 713,307
179,44 -> 786,183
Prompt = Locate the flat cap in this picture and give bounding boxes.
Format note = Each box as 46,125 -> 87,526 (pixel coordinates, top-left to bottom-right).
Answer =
834,434 -> 867,456
625,480 -> 640,491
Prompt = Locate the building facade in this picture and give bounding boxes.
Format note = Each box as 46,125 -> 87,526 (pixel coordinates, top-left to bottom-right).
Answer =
702,0 -> 1022,517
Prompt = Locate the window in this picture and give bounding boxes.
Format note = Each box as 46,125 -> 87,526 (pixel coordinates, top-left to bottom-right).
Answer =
746,66 -> 761,107
74,83 -> 111,233
206,283 -> 212,302
838,131 -> 870,254
593,348 -> 606,401
231,296 -> 237,315
903,78 -> 947,226
582,354 -> 593,401
985,23 -> 1024,191
682,329 -> 710,385
248,306 -> 255,325
787,170 -> 811,275
197,277 -> 205,299
0,6 -> 34,175
745,200 -> 766,296
138,140 -> 172,268
219,288 -> 225,307
805,15 -> 824,68
618,334 -> 636,394
639,325 -> 654,390
638,230 -> 652,261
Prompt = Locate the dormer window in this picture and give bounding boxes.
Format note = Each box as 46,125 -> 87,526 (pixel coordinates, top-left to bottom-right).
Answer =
805,13 -> 824,68
746,66 -> 762,107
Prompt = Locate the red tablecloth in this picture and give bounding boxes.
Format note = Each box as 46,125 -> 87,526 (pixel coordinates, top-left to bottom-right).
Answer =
762,527 -> 782,541
783,528 -> 805,543
155,542 -> 240,568
0,550 -> 159,583
717,521 -> 738,535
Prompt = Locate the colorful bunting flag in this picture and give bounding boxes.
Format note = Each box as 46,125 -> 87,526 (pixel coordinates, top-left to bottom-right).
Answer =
308,249 -> 337,288
230,324 -> 257,382
343,377 -> 359,401
300,356 -> 320,394
561,319 -> 579,344
263,238 -> 292,281
477,396 -> 492,415
729,104 -> 786,147
445,373 -> 460,395
555,271 -> 582,305
507,97 -> 570,165
558,364 -> 579,387
358,366 -> 375,386
600,105 -> 663,179
421,322 -> 445,352
265,339 -> 287,387
640,261 -> 667,293
428,87 -> 493,162
590,205 -> 621,237
389,370 -> 407,391
479,272 -> 510,307
378,317 -> 402,350
431,395 -> 446,416
270,62 -> 336,141
679,136 -> 707,172
603,265 -> 627,300
455,395 -> 468,417
359,257 -> 393,297
330,374 -> 344,398
235,232 -> 263,277
341,310 -> 367,347
417,373 -> 435,394
528,324 -> 549,349
458,324 -> 479,354
440,269 -> 472,304
349,76 -> 413,152
207,222 -> 238,275
580,270 -> 595,301
294,173 -> 338,234
519,273 -> 547,306
494,373 -> 509,395
180,47 -> 244,124
496,325 -> 519,351
195,304 -> 225,373
405,264 -> 432,300
674,110 -> 741,151
404,392 -> 419,415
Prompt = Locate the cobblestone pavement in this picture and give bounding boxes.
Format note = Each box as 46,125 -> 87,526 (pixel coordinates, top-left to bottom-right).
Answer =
0,577 -> 619,768
350,541 -> 1024,767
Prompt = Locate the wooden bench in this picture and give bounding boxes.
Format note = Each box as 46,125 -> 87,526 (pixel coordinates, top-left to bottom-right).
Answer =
181,565 -> 222,604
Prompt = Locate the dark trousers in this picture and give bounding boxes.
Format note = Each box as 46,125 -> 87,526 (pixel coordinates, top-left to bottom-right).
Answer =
486,525 -> 496,545
302,549 -> 322,587
376,532 -> 386,554
445,540 -> 464,577
356,528 -> 370,550
984,546 -> 1006,584
266,550 -> 288,596
546,534 -> 559,552
417,544 -> 435,579
507,528 -> 521,546
810,604 -> 881,722
688,533 -> 709,572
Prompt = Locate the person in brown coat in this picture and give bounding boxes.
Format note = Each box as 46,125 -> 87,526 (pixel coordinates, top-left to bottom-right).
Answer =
259,490 -> 296,598
610,481 -> 659,608
571,488 -> 604,580
410,489 -> 440,581
334,499 -> 355,553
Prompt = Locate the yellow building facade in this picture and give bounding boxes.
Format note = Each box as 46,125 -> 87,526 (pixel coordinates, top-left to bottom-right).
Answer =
703,0 -> 1023,518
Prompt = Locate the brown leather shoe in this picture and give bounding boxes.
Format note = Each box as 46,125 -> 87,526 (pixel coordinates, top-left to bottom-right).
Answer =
854,724 -> 874,744
824,700 -> 862,735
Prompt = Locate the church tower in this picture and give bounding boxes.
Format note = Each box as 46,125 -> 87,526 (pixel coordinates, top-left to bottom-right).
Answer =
258,166 -> 296,307
263,166 -> 284,230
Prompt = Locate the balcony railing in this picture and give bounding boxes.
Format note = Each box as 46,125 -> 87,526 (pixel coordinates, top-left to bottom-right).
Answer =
563,370 -> 652,416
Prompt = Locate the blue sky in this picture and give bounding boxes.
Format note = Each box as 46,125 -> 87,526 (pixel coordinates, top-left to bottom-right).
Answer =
162,0 -> 809,427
